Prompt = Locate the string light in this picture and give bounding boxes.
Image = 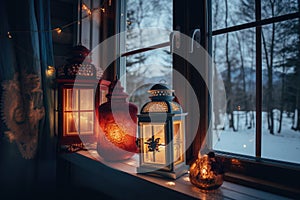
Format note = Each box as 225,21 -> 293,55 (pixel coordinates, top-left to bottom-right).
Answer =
4,0 -> 111,38
82,3 -> 92,15
46,65 -> 55,76
100,7 -> 106,13
7,32 -> 12,39
54,28 -> 62,34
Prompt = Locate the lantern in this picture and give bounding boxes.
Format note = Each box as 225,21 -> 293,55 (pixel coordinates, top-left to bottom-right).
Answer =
97,79 -> 138,161
56,44 -> 110,152
137,84 -> 188,179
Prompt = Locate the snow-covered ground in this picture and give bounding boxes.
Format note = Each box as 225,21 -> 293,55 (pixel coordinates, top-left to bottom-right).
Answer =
212,111 -> 300,164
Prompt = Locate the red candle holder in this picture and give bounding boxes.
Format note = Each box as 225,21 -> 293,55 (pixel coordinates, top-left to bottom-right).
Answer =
97,79 -> 138,161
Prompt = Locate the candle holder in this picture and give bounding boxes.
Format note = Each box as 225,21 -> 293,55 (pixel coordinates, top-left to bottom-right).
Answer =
97,79 -> 138,161
189,152 -> 224,190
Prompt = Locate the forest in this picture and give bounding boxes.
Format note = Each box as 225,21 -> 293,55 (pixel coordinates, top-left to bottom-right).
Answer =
212,0 -> 300,135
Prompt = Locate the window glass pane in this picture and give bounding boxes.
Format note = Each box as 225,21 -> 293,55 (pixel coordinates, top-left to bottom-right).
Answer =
212,28 -> 256,156
81,0 -> 101,49
212,0 -> 255,31
126,0 -> 172,51
261,19 -> 300,164
262,0 -> 298,20
125,47 -> 172,110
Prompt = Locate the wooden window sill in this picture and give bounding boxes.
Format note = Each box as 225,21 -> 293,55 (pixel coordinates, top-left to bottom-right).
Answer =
58,150 -> 291,200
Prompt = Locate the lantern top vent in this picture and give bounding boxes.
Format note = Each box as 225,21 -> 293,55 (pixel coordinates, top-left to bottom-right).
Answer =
141,84 -> 182,114
56,44 -> 96,79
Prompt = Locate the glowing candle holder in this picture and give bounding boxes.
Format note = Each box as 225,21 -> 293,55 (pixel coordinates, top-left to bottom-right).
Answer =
97,79 -> 138,161
189,152 -> 224,190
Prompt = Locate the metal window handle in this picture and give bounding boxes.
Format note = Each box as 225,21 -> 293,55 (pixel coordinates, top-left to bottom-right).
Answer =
190,29 -> 201,53
170,31 -> 180,53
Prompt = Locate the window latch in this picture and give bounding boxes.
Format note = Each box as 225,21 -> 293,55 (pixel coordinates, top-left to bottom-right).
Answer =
170,31 -> 180,53
190,29 -> 201,53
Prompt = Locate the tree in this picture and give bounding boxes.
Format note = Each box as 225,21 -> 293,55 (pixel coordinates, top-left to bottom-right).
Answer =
224,0 -> 237,131
292,0 -> 300,131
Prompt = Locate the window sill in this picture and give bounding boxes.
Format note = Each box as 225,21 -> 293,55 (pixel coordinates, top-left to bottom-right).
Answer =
58,150 -> 291,200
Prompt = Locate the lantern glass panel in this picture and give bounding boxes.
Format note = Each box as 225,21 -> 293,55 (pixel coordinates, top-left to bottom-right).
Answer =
80,89 -> 94,110
141,122 -> 166,165
64,112 -> 78,135
63,88 -> 95,136
64,89 -> 78,111
80,112 -> 94,134
173,120 -> 184,165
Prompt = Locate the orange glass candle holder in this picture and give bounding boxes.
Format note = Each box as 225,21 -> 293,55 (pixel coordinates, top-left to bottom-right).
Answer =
189,152 -> 224,190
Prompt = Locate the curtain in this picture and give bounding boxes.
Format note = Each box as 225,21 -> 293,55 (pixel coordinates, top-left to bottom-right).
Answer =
0,0 -> 56,196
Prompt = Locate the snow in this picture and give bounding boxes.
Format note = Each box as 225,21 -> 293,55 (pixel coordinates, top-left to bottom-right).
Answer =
212,111 -> 300,164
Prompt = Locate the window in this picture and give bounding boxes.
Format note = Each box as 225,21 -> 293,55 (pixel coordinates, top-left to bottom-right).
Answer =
120,0 -> 300,196
211,0 -> 300,164
209,0 -> 300,196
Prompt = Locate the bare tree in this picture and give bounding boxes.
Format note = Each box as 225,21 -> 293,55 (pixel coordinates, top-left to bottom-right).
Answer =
224,0 -> 236,131
261,0 -> 280,135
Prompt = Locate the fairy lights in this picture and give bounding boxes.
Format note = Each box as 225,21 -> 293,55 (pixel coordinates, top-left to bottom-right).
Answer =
82,3 -> 92,15
54,28 -> 62,34
100,7 -> 106,13
4,0 -> 111,39
7,32 -> 12,39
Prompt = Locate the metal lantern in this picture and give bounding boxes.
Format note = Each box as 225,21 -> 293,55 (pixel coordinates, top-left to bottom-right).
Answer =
56,44 -> 110,152
137,84 -> 188,179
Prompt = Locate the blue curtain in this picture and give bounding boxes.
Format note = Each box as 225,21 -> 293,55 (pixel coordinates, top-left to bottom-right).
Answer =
0,0 -> 56,195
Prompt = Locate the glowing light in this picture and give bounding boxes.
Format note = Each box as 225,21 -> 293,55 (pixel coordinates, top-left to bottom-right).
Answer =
82,3 -> 89,10
183,176 -> 190,182
166,181 -> 176,186
126,161 -> 135,166
105,123 -> 125,144
243,144 -> 247,148
100,7 -> 106,13
231,158 -> 240,165
54,28 -> 62,34
82,3 -> 92,15
7,32 -> 12,39
46,65 -> 55,76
